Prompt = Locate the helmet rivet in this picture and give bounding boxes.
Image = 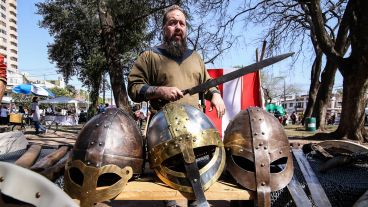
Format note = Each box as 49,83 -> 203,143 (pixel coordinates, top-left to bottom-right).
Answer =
179,137 -> 182,141
87,161 -> 91,165
239,149 -> 243,152
193,179 -> 198,183
279,150 -> 283,154
264,146 -> 268,150
99,142 -> 103,146
0,177 -> 4,182
164,143 -> 168,146
226,148 -> 230,151
175,117 -> 178,119
261,182 -> 266,186
35,192 -> 41,198
104,125 -> 108,128
186,118 -> 189,120
259,143 -> 263,146
193,138 -> 196,142
261,163 -> 265,167
175,144 -> 179,148
254,133 -> 258,136
261,132 -> 265,135
175,128 -> 179,131
96,124 -> 99,127
251,118 -> 255,121
90,141 -> 94,145
255,146 -> 259,149
259,118 -> 262,121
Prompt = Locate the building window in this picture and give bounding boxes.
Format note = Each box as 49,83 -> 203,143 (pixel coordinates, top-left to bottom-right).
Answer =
0,45 -> 6,50
10,56 -> 16,61
1,37 -> 5,43
10,41 -> 16,46
0,20 -> 5,26
10,26 -> 16,32
289,103 -> 294,107
9,18 -> 16,24
1,12 -> 5,19
10,64 -> 17,69
9,11 -> 16,17
0,28 -> 5,34
10,49 -> 17,54
10,34 -> 17,39
0,5 -> 5,11
9,3 -> 16,10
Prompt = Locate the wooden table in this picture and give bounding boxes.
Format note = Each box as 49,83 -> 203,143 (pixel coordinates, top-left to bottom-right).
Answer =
115,179 -> 253,201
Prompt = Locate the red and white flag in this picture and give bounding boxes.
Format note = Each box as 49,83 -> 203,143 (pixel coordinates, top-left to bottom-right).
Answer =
205,69 -> 264,138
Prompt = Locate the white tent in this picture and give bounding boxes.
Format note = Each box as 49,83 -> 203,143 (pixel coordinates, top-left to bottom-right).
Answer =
39,96 -> 88,104
39,96 -> 89,115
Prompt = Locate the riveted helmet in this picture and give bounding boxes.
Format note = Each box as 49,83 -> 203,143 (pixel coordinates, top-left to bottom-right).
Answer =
224,107 -> 293,207
64,108 -> 144,207
147,103 -> 225,204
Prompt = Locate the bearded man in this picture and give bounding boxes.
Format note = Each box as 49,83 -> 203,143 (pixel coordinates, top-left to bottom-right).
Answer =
128,5 -> 225,118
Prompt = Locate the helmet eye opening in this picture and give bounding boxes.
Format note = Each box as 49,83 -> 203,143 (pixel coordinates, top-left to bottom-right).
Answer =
162,146 -> 216,172
97,173 -> 122,187
232,155 -> 255,172
270,157 -> 287,173
69,167 -> 84,186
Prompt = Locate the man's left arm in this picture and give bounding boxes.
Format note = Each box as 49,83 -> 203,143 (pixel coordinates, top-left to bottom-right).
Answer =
198,55 -> 225,118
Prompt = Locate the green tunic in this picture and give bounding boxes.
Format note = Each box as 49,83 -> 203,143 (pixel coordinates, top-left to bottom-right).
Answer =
128,47 -> 218,109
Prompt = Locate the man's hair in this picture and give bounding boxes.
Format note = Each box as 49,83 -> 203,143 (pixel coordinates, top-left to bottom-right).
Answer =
162,5 -> 186,27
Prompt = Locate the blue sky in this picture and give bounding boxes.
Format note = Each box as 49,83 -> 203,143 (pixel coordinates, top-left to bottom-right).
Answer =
17,0 -> 343,94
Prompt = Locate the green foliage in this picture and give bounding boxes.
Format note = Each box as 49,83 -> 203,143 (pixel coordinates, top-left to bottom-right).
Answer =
49,85 -> 77,97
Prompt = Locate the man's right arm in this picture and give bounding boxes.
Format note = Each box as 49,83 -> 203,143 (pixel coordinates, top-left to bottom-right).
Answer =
128,51 -> 151,103
128,52 -> 183,102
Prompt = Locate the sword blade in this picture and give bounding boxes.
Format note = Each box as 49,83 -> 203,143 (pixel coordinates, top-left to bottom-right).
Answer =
182,52 -> 294,95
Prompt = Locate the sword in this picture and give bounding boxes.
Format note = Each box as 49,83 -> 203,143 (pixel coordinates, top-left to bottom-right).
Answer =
150,52 -> 294,110
182,52 -> 294,95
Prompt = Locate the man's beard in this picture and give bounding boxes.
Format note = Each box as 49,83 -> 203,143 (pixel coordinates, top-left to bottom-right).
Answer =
163,35 -> 188,57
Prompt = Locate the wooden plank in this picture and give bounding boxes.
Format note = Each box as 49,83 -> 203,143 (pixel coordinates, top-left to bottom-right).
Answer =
115,180 -> 253,201
15,144 -> 42,168
287,175 -> 312,207
293,149 -> 332,207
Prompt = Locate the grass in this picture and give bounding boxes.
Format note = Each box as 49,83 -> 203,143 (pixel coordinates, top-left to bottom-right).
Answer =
283,124 -> 338,138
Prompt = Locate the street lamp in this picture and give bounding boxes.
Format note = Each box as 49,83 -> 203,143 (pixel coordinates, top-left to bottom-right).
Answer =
274,76 -> 286,105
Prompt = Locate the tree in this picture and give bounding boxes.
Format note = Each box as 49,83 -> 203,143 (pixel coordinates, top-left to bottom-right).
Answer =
306,0 -> 368,142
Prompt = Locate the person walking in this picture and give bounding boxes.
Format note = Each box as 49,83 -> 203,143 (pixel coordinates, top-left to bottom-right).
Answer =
31,97 -> 46,134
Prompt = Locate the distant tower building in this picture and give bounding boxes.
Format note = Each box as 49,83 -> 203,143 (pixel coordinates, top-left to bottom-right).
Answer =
0,0 -> 18,73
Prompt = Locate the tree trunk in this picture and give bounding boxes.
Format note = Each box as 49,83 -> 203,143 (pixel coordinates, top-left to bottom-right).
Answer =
98,0 -> 130,111
312,60 -> 337,130
335,69 -> 368,142
303,51 -> 322,124
334,0 -> 368,142
88,85 -> 100,119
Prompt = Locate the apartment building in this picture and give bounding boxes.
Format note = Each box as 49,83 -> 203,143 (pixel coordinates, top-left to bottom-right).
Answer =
0,0 -> 18,72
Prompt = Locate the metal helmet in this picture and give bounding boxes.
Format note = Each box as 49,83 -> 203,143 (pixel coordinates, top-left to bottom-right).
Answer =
147,103 -> 225,203
64,108 -> 144,207
224,107 -> 293,207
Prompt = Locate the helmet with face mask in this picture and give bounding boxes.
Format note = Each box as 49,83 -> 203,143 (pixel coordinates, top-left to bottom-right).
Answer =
224,107 -> 293,207
147,103 -> 225,206
64,108 -> 144,207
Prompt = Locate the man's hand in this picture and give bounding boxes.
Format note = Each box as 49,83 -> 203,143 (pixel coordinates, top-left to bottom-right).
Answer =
155,86 -> 184,101
209,93 -> 226,118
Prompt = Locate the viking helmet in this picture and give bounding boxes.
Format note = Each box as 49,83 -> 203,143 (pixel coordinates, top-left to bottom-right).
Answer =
147,103 -> 225,194
64,108 -> 144,207
224,107 -> 293,207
